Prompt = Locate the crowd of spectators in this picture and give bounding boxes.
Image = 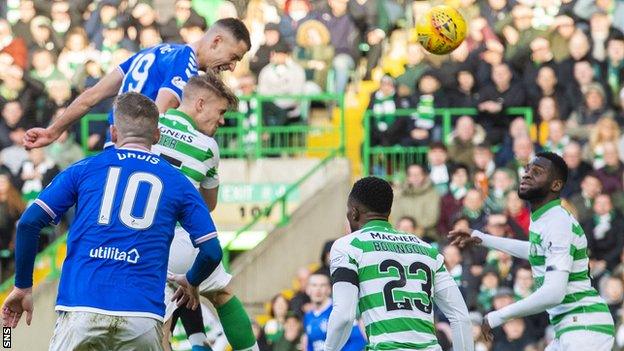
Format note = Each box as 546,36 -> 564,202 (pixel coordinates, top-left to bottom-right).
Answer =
5,0 -> 624,350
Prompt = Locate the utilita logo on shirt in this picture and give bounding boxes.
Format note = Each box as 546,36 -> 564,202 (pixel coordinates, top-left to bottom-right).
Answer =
89,247 -> 140,264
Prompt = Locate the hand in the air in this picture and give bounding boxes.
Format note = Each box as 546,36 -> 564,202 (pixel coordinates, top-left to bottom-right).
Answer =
2,287 -> 33,328
23,127 -> 60,150
168,273 -> 200,310
448,229 -> 482,249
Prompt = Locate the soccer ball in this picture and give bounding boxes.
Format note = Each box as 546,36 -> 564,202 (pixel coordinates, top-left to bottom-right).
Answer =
416,5 -> 467,55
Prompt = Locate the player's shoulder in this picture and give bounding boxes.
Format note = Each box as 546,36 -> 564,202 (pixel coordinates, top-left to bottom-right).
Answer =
537,202 -> 574,225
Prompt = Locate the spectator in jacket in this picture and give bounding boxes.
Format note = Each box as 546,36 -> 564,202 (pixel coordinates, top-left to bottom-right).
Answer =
594,142 -> 624,194
392,164 -> 441,241
570,174 -> 603,224
0,20 -> 27,70
583,194 -> 624,271
562,142 -> 593,198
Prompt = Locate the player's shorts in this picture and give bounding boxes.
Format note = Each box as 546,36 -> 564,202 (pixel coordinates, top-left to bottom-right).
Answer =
164,226 -> 232,321
545,329 -> 614,351
49,311 -> 163,351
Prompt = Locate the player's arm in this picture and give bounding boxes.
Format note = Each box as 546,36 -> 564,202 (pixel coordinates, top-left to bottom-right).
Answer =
24,70 -> 124,149
325,239 -> 360,351
156,46 -> 198,113
200,187 -> 218,212
199,141 -> 221,211
433,256 -> 474,351
449,228 -> 530,260
154,89 -> 182,113
485,225 -> 572,328
178,182 -> 224,284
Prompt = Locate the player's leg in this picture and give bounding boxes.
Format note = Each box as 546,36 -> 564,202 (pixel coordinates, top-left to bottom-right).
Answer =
177,306 -> 213,351
49,311 -> 108,350
113,315 -> 164,351
197,262 -> 258,351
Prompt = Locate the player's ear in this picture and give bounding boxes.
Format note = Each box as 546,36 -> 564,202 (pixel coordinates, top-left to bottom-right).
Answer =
151,128 -> 160,145
210,35 -> 222,49
110,125 -> 118,143
551,179 -> 563,192
196,97 -> 204,113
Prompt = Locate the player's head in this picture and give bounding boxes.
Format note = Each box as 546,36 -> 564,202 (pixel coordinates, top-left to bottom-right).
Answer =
111,92 -> 160,147
306,273 -> 331,306
347,177 -> 393,232
180,71 -> 237,136
518,151 -> 568,201
198,18 -> 250,72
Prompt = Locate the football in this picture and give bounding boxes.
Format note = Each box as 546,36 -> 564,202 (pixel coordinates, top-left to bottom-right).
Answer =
416,5 -> 467,55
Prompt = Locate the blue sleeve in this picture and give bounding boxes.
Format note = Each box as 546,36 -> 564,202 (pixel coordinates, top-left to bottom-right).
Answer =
177,180 -> 218,247
159,47 -> 198,101
186,239 -> 223,286
118,51 -> 137,74
36,163 -> 82,224
14,204 -> 54,288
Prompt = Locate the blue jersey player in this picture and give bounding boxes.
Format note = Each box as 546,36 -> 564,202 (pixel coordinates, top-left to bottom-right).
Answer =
2,93 -> 223,350
23,17 -> 250,150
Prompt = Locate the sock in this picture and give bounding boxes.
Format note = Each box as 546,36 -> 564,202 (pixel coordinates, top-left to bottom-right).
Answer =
216,296 -> 258,351
188,333 -> 208,347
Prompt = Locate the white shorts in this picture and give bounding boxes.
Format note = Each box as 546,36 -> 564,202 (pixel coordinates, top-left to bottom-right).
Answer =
545,329 -> 614,351
164,227 -> 232,321
49,311 -> 163,351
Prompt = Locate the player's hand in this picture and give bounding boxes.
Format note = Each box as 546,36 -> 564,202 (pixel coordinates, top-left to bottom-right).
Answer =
2,287 -> 33,328
481,316 -> 493,342
448,229 -> 482,249
168,273 -> 200,310
23,127 -> 61,150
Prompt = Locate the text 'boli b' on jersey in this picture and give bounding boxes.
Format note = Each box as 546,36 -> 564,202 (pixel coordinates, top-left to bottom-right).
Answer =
528,199 -> 614,338
151,109 -> 219,190
330,220 -> 456,351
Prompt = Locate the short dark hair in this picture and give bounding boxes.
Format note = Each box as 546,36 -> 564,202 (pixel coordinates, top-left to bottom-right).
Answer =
113,92 -> 159,140
406,163 -> 427,175
214,17 -> 251,50
536,151 -> 568,184
184,71 -> 238,109
349,176 -> 393,214
428,142 -> 447,152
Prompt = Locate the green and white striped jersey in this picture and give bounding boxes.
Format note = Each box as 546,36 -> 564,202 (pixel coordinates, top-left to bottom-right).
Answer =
329,220 -> 456,351
152,108 -> 219,190
528,199 -> 614,338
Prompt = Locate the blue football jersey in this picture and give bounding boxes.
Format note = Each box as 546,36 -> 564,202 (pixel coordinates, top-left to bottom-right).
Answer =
35,147 -> 217,321
303,302 -> 366,351
110,43 -> 199,126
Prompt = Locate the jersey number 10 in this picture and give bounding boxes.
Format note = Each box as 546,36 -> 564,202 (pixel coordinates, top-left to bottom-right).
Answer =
98,167 -> 164,229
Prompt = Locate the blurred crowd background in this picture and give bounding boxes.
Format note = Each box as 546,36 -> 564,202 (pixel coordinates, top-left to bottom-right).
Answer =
3,0 -> 624,350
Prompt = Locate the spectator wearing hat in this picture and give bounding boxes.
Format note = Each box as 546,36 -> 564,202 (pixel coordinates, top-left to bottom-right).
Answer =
280,0 -> 314,48
568,83 -> 615,141
392,164 -> 441,241
250,23 -> 284,77
257,41 -> 306,124
477,62 -> 527,145
28,16 -> 62,56
294,20 -> 333,91
0,20 -> 27,70
315,0 -> 359,94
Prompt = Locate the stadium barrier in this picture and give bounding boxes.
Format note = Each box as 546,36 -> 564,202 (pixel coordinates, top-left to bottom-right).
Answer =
362,107 -> 534,181
80,93 -> 346,158
221,148 -> 341,268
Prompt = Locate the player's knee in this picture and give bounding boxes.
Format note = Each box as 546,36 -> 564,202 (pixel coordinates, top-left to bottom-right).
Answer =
202,284 -> 234,307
